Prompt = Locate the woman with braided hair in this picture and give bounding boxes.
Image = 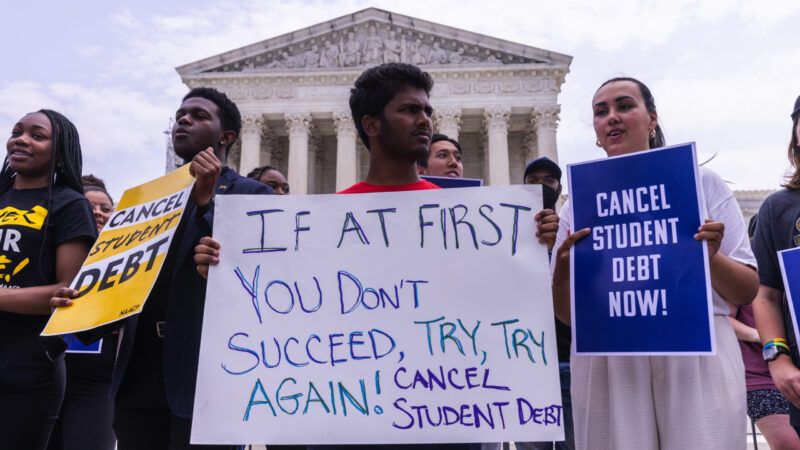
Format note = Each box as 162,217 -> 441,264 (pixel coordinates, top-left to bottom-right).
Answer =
0,109 -> 97,449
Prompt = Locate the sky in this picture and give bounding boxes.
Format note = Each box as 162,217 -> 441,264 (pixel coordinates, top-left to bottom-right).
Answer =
2,0 -> 798,200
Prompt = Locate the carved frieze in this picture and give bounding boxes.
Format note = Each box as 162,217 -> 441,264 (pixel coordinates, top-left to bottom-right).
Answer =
206,21 -> 542,73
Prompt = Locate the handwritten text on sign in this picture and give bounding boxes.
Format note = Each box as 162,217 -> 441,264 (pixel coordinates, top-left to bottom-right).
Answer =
192,185 -> 562,445
568,143 -> 714,355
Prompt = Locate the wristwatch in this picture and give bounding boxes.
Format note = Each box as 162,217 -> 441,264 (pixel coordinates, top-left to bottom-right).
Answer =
763,344 -> 791,363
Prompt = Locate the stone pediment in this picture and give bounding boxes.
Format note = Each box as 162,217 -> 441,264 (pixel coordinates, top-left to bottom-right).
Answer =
176,8 -> 571,76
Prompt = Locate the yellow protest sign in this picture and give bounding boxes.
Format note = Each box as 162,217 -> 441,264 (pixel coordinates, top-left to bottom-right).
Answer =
42,165 -> 195,336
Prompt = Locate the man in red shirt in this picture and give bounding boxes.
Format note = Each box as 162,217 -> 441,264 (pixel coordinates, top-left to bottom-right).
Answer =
193,64 -> 553,449
337,63 -> 438,194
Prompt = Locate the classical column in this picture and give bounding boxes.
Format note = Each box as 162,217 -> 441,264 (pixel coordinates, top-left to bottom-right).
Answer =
432,107 -> 462,141
334,111 -> 358,191
482,106 -> 511,185
307,136 -> 321,194
285,112 -> 312,195
523,131 -> 537,163
239,113 -> 264,176
532,105 -> 561,163
262,130 -> 275,166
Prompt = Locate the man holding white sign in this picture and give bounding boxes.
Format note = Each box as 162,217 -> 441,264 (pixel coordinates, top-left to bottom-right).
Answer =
194,64 -> 561,448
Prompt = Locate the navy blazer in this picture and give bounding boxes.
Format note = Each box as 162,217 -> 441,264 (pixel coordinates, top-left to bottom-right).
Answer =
110,167 -> 272,418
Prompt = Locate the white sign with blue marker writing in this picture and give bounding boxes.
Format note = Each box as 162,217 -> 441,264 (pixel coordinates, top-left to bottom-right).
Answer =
192,185 -> 562,445
779,247 -> 800,344
568,143 -> 715,355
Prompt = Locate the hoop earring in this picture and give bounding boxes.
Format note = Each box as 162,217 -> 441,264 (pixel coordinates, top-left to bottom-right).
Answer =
649,129 -> 656,139
595,139 -> 602,148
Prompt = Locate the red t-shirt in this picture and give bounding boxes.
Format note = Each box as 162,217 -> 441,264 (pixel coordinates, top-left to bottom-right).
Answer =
337,180 -> 441,194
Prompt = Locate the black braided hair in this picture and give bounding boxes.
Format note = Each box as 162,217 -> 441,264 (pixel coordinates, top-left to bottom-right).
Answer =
0,109 -> 84,194
1,109 -> 85,279
82,174 -> 113,204
246,165 -> 278,180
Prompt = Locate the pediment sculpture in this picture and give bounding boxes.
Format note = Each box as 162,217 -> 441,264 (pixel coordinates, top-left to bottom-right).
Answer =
212,22 -> 541,73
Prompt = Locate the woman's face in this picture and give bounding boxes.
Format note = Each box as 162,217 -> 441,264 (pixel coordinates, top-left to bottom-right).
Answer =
592,81 -> 658,157
258,169 -> 290,195
86,190 -> 113,231
6,112 -> 53,177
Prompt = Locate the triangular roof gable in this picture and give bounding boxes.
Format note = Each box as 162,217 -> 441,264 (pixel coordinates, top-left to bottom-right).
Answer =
176,8 -> 572,76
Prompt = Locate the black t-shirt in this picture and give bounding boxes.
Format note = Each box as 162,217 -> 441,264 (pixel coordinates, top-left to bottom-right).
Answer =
555,318 -> 571,362
752,188 -> 800,425
0,185 -> 96,338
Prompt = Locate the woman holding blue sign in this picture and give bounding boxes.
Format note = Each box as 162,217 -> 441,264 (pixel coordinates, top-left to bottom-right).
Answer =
0,110 -> 97,450
551,78 -> 758,449
752,95 -> 800,441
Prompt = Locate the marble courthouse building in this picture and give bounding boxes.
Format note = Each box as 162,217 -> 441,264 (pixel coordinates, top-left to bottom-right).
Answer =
169,8 -> 572,193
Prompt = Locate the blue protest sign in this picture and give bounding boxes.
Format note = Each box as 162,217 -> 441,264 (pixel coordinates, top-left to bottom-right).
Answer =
422,175 -> 483,188
567,143 -> 714,355
779,247 -> 800,344
64,334 -> 103,354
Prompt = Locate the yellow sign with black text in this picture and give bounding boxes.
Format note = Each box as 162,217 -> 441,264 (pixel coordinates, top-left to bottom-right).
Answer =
42,165 -> 194,336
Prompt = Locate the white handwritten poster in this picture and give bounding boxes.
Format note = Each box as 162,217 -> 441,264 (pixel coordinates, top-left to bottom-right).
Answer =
192,185 -> 562,445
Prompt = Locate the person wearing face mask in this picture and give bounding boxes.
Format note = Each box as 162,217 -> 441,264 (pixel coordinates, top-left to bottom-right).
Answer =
517,156 -> 572,450
752,95 -> 800,444
48,175 -> 117,450
551,77 -> 758,449
416,133 -> 463,178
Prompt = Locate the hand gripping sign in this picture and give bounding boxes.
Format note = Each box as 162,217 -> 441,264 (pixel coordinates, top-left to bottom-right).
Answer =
191,185 -> 563,445
42,165 -> 195,336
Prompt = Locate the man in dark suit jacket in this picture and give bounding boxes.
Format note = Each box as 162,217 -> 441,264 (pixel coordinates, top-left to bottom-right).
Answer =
53,87 -> 272,450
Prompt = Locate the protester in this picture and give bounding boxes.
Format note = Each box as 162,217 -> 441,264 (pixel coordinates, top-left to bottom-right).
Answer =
1,109 -> 96,450
517,156 -> 571,450
724,216 -> 800,449
51,87 -> 272,450
416,133 -> 463,178
551,77 -> 758,449
81,175 -> 114,231
752,94 -> 800,441
48,175 -> 117,450
247,165 -> 289,194
194,63 -> 544,450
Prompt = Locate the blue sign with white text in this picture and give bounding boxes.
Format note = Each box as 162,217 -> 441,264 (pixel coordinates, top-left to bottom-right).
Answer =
64,334 -> 102,354
568,143 -> 714,354
779,247 -> 800,345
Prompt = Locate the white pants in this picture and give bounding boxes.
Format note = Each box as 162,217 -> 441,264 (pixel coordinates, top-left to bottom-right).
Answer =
571,315 -> 746,450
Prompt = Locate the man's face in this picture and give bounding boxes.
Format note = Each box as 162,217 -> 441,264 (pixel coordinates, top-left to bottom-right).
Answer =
424,140 -> 463,178
525,169 -> 561,193
172,97 -> 224,161
375,87 -> 433,162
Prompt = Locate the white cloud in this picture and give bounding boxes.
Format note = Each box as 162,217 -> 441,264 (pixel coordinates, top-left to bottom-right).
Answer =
0,82 -> 173,200
2,0 -> 797,194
